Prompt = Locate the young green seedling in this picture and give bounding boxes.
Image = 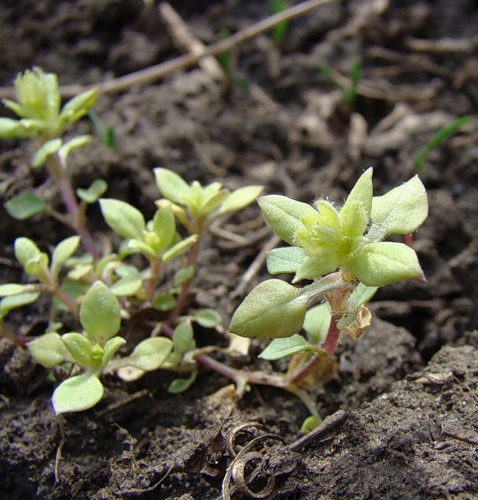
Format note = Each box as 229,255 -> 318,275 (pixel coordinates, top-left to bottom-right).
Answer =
230,168 -> 427,388
27,281 -> 173,414
0,67 -> 101,256
154,168 -> 263,322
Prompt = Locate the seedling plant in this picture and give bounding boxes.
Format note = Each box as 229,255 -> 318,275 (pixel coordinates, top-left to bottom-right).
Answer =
1,67 -> 428,424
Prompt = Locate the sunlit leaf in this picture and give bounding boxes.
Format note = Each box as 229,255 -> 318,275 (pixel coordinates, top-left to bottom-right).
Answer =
259,334 -> 311,360
52,373 -> 104,414
258,195 -> 316,245
100,198 -> 145,239
229,279 -> 308,338
80,281 -> 121,345
27,332 -> 72,368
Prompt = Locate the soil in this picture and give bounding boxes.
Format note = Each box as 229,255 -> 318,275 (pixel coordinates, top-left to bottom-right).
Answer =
1,0 -> 478,498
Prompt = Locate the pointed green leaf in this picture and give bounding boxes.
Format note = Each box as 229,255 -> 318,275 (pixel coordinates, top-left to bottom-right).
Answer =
4,193 -> 47,220
59,88 -> 99,126
0,117 -> 32,139
173,321 -> 195,355
174,266 -> 195,286
62,332 -> 96,367
266,246 -> 306,274
77,179 -> 108,204
80,281 -> 121,345
346,242 -> 425,286
303,303 -> 331,344
341,167 -> 373,219
27,332 -> 72,368
168,374 -> 196,394
152,205 -> 176,253
109,275 -> 142,296
259,334 -> 311,360
258,195 -> 317,245
194,308 -> 222,328
368,176 -> 428,241
154,168 -> 191,205
162,234 -> 198,263
99,198 -> 145,239
229,279 -> 308,338
295,254 -> 342,281
218,185 -> 264,214
125,337 -> 173,371
52,373 -> 104,414
51,236 -> 81,277
58,135 -> 92,164
14,237 -> 43,267
102,336 -> 126,366
0,283 -> 36,297
31,138 -> 62,168
0,292 -> 40,318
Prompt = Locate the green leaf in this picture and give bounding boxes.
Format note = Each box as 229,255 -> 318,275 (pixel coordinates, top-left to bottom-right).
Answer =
229,279 -> 308,338
109,275 -> 142,297
80,281 -> 121,345
152,293 -> 176,311
154,168 -> 190,205
58,87 -> 99,126
168,374 -> 197,394
346,242 -> 425,286
303,303 -> 331,344
27,332 -> 72,368
266,246 -> 306,274
368,176 -> 428,242
0,283 -> 36,297
162,234 -> 198,263
14,237 -> 43,267
258,334 -> 311,361
341,167 -> 373,219
99,198 -> 145,239
62,332 -> 96,367
4,193 -> 47,220
194,308 -> 222,328
52,373 -> 104,414
151,205 -> 176,253
174,266 -> 195,286
348,283 -> 378,308
58,135 -> 92,164
125,337 -> 173,371
77,179 -> 108,204
258,195 -> 317,245
31,138 -> 62,168
295,254 -> 342,281
217,185 -> 264,214
0,117 -> 32,139
173,321 -> 195,355
0,292 -> 40,318
51,236 -> 81,277
102,336 -> 126,367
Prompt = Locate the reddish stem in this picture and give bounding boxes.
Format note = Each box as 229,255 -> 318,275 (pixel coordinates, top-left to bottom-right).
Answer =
46,154 -> 99,258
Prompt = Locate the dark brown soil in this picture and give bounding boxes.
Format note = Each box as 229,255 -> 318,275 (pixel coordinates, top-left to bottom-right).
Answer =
1,0 -> 478,498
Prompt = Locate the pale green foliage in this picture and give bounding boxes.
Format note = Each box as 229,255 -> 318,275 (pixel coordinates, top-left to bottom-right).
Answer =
154,168 -> 263,234
27,281 -> 172,414
0,67 -> 98,140
230,168 -> 428,340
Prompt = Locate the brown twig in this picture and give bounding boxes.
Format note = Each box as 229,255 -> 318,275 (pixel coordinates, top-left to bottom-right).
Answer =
0,0 -> 337,99
159,2 -> 224,81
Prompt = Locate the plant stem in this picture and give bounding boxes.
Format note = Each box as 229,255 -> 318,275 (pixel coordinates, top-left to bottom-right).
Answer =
168,238 -> 200,324
46,154 -> 99,258
322,313 -> 341,355
145,259 -> 162,300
